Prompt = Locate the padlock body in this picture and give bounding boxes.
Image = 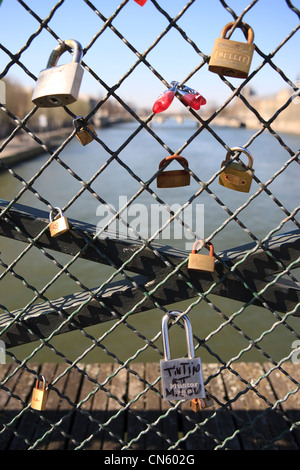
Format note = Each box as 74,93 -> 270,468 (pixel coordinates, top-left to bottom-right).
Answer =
190,393 -> 214,412
160,357 -> 205,401
32,62 -> 84,107
75,124 -> 96,146
209,38 -> 254,78
157,169 -> 190,188
219,161 -> 253,192
188,253 -> 215,272
31,388 -> 48,411
49,216 -> 69,237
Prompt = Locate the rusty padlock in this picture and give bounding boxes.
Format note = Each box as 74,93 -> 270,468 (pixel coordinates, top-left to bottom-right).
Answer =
188,240 -> 215,273
209,22 -> 255,78
157,155 -> 190,188
218,146 -> 254,193
31,376 -> 48,411
32,39 -> 84,107
73,116 -> 97,146
49,207 -> 69,237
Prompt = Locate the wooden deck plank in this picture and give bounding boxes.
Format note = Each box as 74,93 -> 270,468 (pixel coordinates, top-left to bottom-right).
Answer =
144,362 -> 164,450
83,363 -> 113,450
126,363 -> 146,450
221,362 -> 298,450
263,361 -> 300,449
0,362 -> 299,450
181,363 -> 241,450
0,364 -> 38,450
9,363 -> 57,450
101,364 -> 127,450
66,363 -> 101,450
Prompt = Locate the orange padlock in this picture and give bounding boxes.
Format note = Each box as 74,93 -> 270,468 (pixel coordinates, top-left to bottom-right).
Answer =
31,376 -> 48,411
157,155 -> 190,188
188,240 -> 215,273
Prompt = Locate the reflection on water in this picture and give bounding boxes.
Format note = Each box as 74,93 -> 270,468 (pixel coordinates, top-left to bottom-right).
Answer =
0,120 -> 299,364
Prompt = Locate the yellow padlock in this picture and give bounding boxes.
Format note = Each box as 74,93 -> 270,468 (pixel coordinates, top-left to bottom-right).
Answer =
157,155 -> 190,188
31,376 -> 48,411
209,22 -> 255,78
218,147 -> 254,193
49,207 -> 69,237
188,240 -> 215,273
73,116 -> 97,146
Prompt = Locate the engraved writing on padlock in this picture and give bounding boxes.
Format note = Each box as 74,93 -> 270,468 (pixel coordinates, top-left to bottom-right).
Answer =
188,240 -> 215,273
218,146 -> 254,193
157,155 -> 190,188
209,22 -> 254,78
73,116 -> 97,146
160,310 -> 205,401
31,375 -> 48,411
32,39 -> 84,107
49,207 -> 69,237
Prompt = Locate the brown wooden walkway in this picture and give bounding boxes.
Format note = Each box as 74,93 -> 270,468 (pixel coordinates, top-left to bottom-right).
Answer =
0,362 -> 299,450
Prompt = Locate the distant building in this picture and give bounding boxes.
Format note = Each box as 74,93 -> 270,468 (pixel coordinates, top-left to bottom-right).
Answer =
215,86 -> 300,134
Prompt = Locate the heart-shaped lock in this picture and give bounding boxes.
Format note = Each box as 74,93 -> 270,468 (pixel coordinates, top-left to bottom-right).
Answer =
181,92 -> 206,110
134,0 -> 147,5
152,90 -> 175,114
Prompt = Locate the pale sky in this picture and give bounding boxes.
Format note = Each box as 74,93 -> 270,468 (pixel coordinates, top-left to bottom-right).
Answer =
0,0 -> 299,109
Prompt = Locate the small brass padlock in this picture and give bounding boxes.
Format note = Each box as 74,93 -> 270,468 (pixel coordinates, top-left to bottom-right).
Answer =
209,22 -> 254,78
219,146 -> 254,193
157,155 -> 190,188
160,310 -> 205,401
49,207 -> 69,237
190,392 -> 214,412
31,376 -> 48,411
73,116 -> 97,146
188,240 -> 215,273
32,39 -> 84,107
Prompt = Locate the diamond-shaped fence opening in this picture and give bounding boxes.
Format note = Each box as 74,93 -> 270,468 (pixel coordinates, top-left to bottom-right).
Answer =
0,0 -> 299,451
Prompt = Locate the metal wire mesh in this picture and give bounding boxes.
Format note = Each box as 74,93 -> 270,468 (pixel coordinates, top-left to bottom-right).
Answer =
0,0 -> 299,451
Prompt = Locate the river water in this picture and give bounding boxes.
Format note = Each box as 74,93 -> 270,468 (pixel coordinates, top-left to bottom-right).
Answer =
0,119 -> 299,365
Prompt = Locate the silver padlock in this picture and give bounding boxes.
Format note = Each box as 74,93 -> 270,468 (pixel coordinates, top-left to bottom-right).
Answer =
32,39 -> 84,107
160,310 -> 205,401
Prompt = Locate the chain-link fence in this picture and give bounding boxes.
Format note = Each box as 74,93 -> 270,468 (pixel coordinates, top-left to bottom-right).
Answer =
0,0 -> 299,451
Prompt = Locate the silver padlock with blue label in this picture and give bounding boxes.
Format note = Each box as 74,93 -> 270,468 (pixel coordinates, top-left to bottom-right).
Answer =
160,310 -> 205,401
32,39 -> 84,107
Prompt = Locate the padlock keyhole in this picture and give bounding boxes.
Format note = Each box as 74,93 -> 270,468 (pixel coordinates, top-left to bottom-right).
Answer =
47,96 -> 62,106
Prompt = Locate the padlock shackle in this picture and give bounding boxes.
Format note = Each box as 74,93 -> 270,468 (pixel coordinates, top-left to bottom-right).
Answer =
220,21 -> 254,45
159,155 -> 189,170
225,146 -> 253,169
49,207 -> 63,223
73,116 -> 86,130
191,239 -> 214,256
47,39 -> 83,68
35,375 -> 46,391
161,310 -> 195,361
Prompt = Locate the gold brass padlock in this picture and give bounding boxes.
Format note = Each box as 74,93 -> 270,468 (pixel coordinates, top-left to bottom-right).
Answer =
188,240 -> 215,273
31,376 -> 48,411
190,391 -> 214,412
209,22 -> 254,78
218,146 -> 254,193
157,155 -> 190,188
73,116 -> 97,146
49,207 -> 70,237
